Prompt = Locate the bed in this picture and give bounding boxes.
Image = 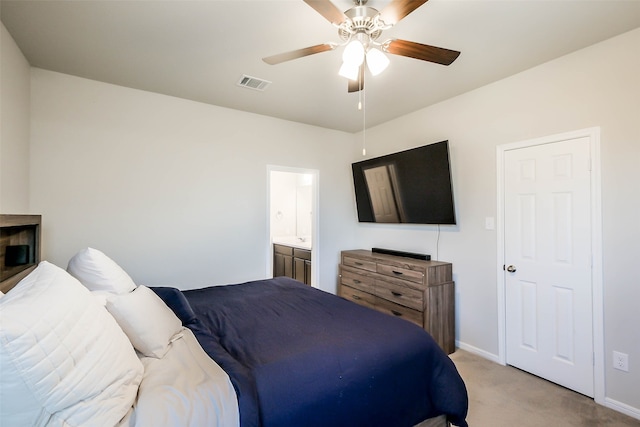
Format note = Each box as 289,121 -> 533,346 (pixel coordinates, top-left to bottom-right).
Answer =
1,246 -> 468,427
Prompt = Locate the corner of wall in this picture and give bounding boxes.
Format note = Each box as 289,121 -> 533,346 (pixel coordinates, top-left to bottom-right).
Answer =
0,22 -> 31,213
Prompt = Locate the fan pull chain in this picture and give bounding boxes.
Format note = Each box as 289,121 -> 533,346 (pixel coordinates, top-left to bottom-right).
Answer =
362,83 -> 366,156
358,73 -> 363,111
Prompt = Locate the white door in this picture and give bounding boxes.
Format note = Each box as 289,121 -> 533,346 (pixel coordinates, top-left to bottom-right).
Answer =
504,136 -> 594,397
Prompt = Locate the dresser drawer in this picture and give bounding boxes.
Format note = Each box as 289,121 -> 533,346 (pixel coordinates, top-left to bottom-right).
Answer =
376,263 -> 424,284
375,297 -> 423,328
375,279 -> 423,311
340,267 -> 375,294
342,256 -> 377,272
340,285 -> 376,310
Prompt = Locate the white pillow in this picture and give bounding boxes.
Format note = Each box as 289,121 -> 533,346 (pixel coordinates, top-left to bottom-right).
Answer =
0,261 -> 143,426
92,291 -> 109,307
106,285 -> 183,358
67,247 -> 137,294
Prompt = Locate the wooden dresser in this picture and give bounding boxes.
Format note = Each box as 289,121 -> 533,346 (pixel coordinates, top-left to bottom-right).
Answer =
338,249 -> 455,354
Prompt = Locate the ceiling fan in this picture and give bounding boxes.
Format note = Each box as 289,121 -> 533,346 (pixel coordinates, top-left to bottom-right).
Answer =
262,0 -> 461,93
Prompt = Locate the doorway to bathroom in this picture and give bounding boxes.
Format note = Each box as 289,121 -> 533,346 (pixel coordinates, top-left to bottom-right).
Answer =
267,166 -> 319,287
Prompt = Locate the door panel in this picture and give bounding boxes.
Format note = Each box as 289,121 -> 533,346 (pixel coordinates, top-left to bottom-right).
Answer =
363,165 -> 402,222
505,136 -> 593,397
518,280 -> 538,351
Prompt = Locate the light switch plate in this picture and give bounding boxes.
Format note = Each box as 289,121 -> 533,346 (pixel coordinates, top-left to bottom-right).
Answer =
485,217 -> 495,230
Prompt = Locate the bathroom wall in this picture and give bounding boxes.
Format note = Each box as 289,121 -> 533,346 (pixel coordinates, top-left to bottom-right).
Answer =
270,170 -> 313,239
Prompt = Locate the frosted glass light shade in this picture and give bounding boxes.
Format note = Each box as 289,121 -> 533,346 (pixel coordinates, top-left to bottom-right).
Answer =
339,62 -> 360,80
342,40 -> 365,66
366,48 -> 390,76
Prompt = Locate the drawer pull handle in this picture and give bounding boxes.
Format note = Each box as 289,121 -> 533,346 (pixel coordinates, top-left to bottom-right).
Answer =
355,262 -> 364,266
353,279 -> 361,284
391,291 -> 402,297
352,295 -> 361,300
392,270 -> 404,276
391,310 -> 403,317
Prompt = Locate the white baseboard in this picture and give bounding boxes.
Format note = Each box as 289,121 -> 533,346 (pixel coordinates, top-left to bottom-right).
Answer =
455,340 -> 501,364
604,397 -> 640,421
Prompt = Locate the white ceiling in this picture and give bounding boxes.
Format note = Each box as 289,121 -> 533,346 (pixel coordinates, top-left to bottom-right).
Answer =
2,0 -> 639,133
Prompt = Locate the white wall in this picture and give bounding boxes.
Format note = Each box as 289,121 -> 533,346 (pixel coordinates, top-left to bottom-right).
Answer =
270,171 -> 313,239
0,23 -> 30,212
270,171 -> 299,238
295,175 -> 313,238
357,28 -> 640,415
29,69 -> 356,293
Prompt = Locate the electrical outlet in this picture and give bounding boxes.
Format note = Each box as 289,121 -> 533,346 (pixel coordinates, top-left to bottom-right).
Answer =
613,351 -> 629,372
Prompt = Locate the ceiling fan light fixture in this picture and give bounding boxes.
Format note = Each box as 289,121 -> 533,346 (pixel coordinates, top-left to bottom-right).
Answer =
365,47 -> 389,76
262,0 -> 460,94
342,39 -> 365,66
339,62 -> 360,80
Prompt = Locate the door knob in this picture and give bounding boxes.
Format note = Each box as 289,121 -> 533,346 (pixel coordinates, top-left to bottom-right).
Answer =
506,265 -> 517,273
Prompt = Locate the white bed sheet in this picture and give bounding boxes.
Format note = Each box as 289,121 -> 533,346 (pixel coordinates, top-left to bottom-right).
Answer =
123,327 -> 240,427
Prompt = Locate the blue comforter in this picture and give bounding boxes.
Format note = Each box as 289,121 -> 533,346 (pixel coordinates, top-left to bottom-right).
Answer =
153,277 -> 468,427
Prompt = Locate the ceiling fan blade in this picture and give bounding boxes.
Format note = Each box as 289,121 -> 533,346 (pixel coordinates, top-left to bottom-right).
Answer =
303,0 -> 347,25
347,65 -> 365,93
384,39 -> 460,65
263,43 -> 336,65
379,0 -> 429,26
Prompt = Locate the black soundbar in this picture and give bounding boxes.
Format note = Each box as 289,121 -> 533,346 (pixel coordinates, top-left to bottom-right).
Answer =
372,248 -> 431,261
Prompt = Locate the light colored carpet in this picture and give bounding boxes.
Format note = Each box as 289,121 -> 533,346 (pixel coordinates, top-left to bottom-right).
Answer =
449,350 -> 640,426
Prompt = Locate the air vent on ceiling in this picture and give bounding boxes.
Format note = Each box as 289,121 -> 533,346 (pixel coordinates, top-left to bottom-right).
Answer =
237,75 -> 271,91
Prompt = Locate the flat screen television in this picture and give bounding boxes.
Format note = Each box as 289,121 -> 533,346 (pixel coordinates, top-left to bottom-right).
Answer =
352,140 -> 456,225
